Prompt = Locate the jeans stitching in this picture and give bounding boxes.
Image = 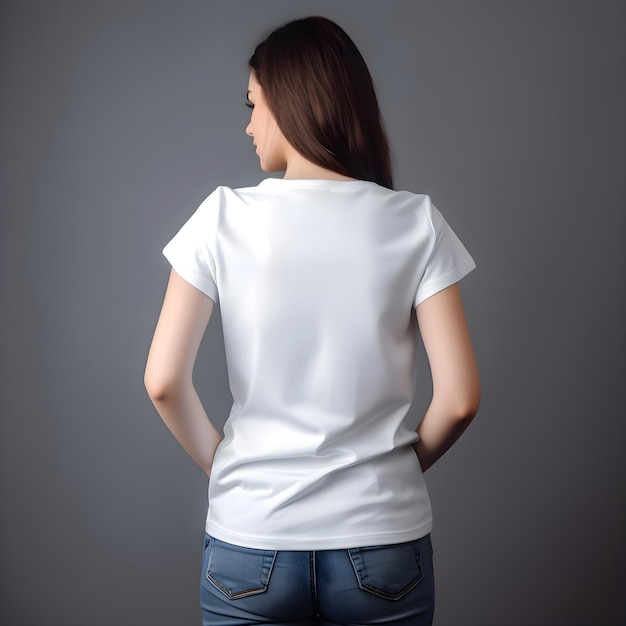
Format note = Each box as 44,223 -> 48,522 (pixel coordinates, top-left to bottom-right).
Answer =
205,540 -> 278,600
312,551 -> 320,616
347,539 -> 424,601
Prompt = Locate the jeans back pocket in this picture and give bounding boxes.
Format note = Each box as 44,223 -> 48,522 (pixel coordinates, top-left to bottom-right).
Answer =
348,539 -> 424,600
205,536 -> 277,600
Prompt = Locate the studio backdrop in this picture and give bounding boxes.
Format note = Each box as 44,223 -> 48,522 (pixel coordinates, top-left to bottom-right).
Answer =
1,1 -> 624,625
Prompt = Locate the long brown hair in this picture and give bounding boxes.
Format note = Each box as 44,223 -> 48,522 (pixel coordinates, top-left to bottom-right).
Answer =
249,16 -> 393,189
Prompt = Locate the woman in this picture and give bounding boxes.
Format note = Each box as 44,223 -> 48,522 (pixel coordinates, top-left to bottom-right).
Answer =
145,16 -> 480,626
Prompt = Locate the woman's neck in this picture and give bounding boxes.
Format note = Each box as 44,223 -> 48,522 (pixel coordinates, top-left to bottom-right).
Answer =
281,150 -> 357,181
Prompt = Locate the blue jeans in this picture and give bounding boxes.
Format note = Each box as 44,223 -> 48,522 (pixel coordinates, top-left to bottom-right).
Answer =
199,533 -> 434,625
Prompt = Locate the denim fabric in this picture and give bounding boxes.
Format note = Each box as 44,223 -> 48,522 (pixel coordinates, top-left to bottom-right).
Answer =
200,533 -> 434,626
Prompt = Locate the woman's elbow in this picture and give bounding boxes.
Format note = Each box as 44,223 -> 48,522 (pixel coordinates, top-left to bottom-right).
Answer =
455,365 -> 481,422
457,399 -> 480,424
144,367 -> 182,403
144,371 -> 166,402
439,383 -> 481,425
455,386 -> 481,424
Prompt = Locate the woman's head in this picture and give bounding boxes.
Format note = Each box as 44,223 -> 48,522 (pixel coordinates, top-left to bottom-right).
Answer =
248,16 -> 393,189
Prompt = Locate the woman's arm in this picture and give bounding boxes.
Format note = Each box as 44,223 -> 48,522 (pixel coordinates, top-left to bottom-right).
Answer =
144,269 -> 222,477
414,283 -> 481,472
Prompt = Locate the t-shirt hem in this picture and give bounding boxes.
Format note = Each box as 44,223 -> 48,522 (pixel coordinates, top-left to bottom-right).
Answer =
205,519 -> 433,551
162,249 -> 218,303
414,259 -> 476,308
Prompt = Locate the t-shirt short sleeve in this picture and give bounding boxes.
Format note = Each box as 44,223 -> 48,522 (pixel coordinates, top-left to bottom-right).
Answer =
162,192 -> 219,303
413,200 -> 476,308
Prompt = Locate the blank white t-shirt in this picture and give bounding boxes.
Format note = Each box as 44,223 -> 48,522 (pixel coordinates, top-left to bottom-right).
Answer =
163,178 -> 476,550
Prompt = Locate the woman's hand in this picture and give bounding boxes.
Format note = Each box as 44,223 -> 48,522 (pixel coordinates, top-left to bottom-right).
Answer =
144,270 -> 222,477
414,283 -> 480,472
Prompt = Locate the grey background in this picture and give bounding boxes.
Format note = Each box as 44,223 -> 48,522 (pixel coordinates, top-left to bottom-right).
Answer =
1,1 -> 624,625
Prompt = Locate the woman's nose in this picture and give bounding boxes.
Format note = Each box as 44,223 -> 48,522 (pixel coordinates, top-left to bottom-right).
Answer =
246,122 -> 253,137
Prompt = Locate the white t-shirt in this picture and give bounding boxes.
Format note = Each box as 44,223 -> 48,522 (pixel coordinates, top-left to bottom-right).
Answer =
163,177 -> 476,550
